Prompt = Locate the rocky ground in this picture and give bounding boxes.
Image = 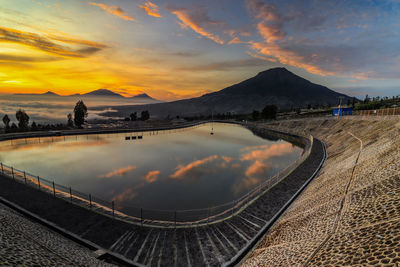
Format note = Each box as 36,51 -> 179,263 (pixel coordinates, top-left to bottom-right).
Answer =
0,202 -> 115,266
243,116 -> 400,266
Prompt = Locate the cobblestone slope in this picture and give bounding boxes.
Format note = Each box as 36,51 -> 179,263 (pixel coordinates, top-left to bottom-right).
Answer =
243,117 -> 400,266
0,126 -> 324,266
0,202 -> 114,266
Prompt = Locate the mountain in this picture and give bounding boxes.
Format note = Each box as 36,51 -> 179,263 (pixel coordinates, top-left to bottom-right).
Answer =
14,91 -> 60,96
42,91 -> 60,96
98,67 -> 353,118
81,89 -> 124,98
130,93 -> 156,101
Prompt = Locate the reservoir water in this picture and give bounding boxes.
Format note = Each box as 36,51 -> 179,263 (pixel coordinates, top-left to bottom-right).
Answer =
0,123 -> 302,210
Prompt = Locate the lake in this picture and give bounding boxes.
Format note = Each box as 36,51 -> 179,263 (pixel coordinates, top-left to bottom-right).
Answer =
0,123 -> 303,211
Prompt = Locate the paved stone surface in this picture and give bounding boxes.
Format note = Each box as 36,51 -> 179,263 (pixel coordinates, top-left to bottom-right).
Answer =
0,202 -> 115,266
243,117 -> 400,266
0,126 -> 324,266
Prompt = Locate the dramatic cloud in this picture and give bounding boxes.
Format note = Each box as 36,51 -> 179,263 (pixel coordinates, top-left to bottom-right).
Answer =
245,160 -> 270,177
228,36 -> 246,45
90,2 -> 134,21
49,35 -> 107,49
99,166 -> 136,178
0,27 -> 107,58
143,170 -> 160,183
112,188 -> 136,203
246,0 -> 333,76
167,7 -> 224,44
140,1 -> 161,18
0,54 -> 59,62
170,155 -> 219,179
240,143 -> 293,161
176,58 -> 267,71
232,176 -> 260,194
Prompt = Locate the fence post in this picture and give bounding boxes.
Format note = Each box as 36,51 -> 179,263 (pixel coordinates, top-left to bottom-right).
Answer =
140,208 -> 143,226
174,211 -> 177,228
89,194 -> 92,209
52,181 -> 56,197
112,201 -> 115,218
69,187 -> 72,203
23,171 -> 26,184
11,167 -> 15,180
37,176 -> 40,189
1,163 -> 3,174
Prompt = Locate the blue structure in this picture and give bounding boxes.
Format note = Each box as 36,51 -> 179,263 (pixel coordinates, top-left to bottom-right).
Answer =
333,107 -> 353,116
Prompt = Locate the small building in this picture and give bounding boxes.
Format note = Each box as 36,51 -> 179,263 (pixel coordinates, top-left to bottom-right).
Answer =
332,107 -> 353,116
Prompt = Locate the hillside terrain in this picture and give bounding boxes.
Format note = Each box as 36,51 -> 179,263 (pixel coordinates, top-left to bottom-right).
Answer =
243,116 -> 400,266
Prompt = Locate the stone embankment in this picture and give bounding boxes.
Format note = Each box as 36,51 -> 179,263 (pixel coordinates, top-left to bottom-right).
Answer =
0,202 -> 114,266
0,123 -> 324,266
243,116 -> 400,266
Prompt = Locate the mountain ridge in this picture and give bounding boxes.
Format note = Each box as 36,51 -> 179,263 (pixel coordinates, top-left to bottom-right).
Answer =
13,89 -> 159,101
97,67 -> 354,118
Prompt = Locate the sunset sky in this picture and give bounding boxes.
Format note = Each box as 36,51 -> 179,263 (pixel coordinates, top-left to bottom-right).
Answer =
1,0 -> 399,100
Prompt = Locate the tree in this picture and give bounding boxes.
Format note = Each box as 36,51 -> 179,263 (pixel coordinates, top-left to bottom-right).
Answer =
16,110 -> 29,130
31,121 -> 38,131
130,112 -> 137,121
352,97 -> 356,108
2,114 -> 10,129
140,110 -> 150,121
251,110 -> 260,120
261,105 -> 278,120
67,113 -> 74,127
73,100 -> 88,128
364,94 -> 370,104
10,123 -> 18,132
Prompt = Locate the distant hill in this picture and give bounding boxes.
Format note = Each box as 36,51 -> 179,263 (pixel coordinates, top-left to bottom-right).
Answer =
42,91 -> 60,96
98,67 -> 353,118
130,93 -> 156,101
12,89 -> 160,101
15,91 -> 60,96
81,89 -> 124,98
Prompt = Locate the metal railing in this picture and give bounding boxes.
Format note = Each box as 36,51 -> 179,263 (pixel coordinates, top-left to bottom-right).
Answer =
0,128 -> 313,228
355,107 -> 400,116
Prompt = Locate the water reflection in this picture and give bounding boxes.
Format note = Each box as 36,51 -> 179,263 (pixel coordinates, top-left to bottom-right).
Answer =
0,123 -> 303,210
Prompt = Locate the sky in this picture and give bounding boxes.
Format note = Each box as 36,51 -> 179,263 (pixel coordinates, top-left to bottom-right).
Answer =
1,0 -> 400,100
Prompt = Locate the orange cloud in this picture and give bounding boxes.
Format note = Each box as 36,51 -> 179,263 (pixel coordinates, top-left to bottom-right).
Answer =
170,155 -> 219,179
246,0 -> 334,76
143,170 -> 160,183
99,166 -> 136,178
90,2 -> 134,21
256,22 -> 284,43
168,8 -> 224,44
112,188 -> 136,203
221,155 -> 234,163
228,36 -> 246,45
232,176 -> 261,194
245,160 -> 270,177
140,1 -> 161,18
0,27 -> 106,58
241,143 -> 293,161
48,35 -> 108,49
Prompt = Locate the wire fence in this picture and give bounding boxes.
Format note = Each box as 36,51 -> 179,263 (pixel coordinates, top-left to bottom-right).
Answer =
355,107 -> 400,116
0,127 -> 313,228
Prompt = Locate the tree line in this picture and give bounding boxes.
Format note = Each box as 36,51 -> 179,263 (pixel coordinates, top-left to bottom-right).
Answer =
354,94 -> 400,111
2,100 -> 88,133
124,111 -> 150,121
